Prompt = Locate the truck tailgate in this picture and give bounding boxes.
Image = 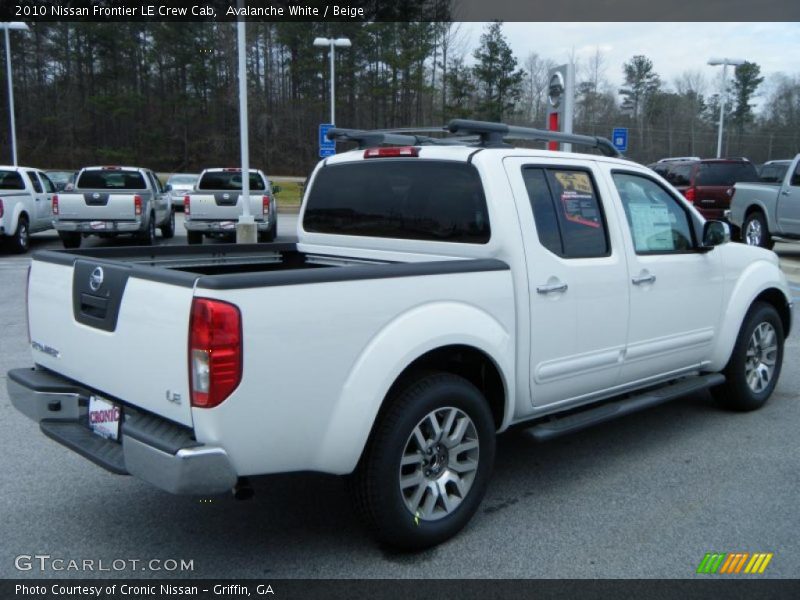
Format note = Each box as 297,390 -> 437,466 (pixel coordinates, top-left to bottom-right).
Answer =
27,258 -> 195,426
57,192 -> 141,221
189,193 -> 264,220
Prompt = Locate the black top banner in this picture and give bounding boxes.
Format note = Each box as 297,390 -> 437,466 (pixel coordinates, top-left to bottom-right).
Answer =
3,0 -> 800,22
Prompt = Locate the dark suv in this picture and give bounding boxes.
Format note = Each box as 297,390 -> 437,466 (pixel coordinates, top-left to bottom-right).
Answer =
655,158 -> 759,220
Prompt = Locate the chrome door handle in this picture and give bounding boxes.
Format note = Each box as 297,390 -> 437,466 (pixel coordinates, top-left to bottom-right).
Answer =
536,282 -> 568,294
632,274 -> 656,285
781,189 -> 791,196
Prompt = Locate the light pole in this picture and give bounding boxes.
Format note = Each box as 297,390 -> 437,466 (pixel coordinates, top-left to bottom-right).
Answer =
1,22 -> 29,166
313,37 -> 351,126
235,6 -> 255,243
708,57 -> 745,159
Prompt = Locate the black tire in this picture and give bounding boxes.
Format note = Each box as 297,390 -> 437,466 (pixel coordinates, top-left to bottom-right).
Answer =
186,230 -> 203,245
58,231 -> 81,249
350,372 -> 496,550
742,211 -> 774,250
712,302 -> 784,411
9,215 -> 30,253
160,209 -> 175,239
258,220 -> 277,243
139,213 -> 156,245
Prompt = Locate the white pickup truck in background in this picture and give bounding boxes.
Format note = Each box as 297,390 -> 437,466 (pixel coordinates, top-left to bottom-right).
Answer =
7,121 -> 793,550
729,154 -> 800,249
52,166 -> 175,248
0,166 -> 57,253
184,168 -> 278,244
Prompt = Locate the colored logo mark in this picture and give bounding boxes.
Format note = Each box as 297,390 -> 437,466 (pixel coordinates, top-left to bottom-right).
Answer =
696,552 -> 773,574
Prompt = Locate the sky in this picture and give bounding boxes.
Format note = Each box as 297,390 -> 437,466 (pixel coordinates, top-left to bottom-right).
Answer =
459,22 -> 800,102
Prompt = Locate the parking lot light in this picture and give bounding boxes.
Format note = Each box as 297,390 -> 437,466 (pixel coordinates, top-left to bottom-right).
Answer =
313,36 -> 352,126
708,57 -> 746,159
1,21 -> 30,166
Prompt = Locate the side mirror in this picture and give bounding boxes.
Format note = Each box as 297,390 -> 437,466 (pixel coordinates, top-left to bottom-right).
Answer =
702,220 -> 730,248
272,184 -> 282,194
164,184 -> 173,192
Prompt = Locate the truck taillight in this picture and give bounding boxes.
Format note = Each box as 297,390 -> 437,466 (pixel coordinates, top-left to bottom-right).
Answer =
134,195 -> 142,216
189,298 -> 242,409
52,195 -> 59,215
184,195 -> 191,215
262,195 -> 270,215
684,187 -> 696,203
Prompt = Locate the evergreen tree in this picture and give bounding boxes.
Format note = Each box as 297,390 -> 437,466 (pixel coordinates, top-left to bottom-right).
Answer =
471,21 -> 524,121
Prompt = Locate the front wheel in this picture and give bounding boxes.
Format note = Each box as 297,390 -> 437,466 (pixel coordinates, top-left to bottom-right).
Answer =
712,302 -> 784,411
350,372 -> 496,550
742,212 -> 773,249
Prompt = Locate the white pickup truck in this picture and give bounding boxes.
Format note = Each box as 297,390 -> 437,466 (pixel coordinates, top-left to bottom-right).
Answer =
7,121 -> 793,550
184,168 -> 278,244
728,154 -> 800,249
53,166 -> 175,248
0,166 -> 57,253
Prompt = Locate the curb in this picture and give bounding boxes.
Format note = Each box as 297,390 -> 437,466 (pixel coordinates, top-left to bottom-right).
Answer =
277,205 -> 300,215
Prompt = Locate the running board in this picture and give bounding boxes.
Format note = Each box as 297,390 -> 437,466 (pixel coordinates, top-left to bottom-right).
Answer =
525,373 -> 725,442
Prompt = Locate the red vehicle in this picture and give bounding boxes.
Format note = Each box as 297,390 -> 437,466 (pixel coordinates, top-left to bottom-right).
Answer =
658,159 -> 759,220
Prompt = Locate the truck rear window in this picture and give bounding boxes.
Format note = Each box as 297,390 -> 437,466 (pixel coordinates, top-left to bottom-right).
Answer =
695,162 -> 758,186
197,172 -> 266,191
0,170 -> 25,190
303,161 -> 490,244
77,170 -> 147,190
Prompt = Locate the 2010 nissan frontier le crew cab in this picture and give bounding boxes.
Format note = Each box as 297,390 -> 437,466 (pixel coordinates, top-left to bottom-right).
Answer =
7,120 -> 793,550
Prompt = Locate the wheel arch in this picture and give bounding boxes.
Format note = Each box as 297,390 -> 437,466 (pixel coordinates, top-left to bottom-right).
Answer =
710,272 -> 792,371
312,301 -> 515,474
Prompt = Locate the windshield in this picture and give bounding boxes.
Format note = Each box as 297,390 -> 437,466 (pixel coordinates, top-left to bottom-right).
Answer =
197,171 -> 266,191
168,174 -> 198,186
304,160 -> 490,244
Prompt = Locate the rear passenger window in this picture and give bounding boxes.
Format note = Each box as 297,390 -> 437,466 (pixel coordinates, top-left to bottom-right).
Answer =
25,171 -> 43,193
522,167 -> 609,258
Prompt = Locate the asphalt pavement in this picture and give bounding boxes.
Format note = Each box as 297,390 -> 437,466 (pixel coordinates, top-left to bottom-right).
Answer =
0,217 -> 799,579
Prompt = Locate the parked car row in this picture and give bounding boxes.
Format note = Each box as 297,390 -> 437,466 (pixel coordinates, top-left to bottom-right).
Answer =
0,165 -> 279,252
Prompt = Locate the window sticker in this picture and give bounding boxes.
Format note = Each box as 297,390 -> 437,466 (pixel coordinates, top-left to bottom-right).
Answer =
627,202 -> 674,251
554,171 -> 601,229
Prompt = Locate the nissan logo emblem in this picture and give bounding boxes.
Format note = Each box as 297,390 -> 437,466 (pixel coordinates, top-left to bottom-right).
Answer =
92,193 -> 100,199
89,267 -> 104,292
223,193 -> 230,200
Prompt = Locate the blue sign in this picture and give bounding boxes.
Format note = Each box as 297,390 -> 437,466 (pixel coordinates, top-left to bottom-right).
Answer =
319,123 -> 335,148
319,147 -> 336,158
612,127 -> 628,152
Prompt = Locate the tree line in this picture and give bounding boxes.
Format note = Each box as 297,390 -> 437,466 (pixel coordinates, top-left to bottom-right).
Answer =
0,21 -> 797,176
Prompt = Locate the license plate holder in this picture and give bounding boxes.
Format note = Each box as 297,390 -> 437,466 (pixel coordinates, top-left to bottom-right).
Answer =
87,395 -> 122,441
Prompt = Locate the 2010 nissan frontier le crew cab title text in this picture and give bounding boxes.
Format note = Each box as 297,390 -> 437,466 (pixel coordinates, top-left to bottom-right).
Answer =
7,120 -> 793,549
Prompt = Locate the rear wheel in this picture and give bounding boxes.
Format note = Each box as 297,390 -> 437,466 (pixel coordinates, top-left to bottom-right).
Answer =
160,209 -> 175,239
350,372 -> 496,550
9,216 -> 29,253
742,211 -> 773,249
258,220 -> 277,243
712,302 -> 784,411
58,231 -> 81,249
139,213 -> 156,245
186,230 -> 203,245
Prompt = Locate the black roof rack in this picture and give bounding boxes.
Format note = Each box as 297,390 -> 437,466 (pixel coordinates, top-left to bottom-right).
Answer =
447,119 -> 622,157
326,120 -> 622,158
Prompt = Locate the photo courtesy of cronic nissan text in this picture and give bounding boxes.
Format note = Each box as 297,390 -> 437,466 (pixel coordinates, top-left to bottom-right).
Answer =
1,0 -> 799,599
